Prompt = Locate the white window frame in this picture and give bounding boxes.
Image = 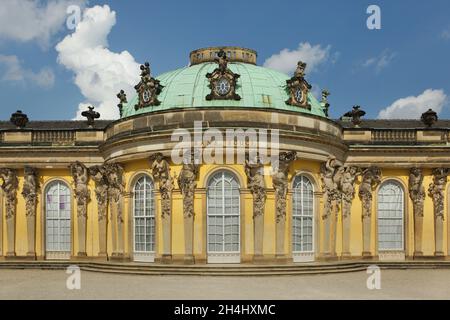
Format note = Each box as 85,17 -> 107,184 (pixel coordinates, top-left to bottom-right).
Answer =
133,175 -> 156,262
45,180 -> 71,260
292,175 -> 315,263
207,171 -> 241,264
377,180 -> 405,253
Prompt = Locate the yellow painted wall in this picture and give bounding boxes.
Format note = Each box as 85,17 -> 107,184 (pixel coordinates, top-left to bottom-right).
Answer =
2,160 -> 448,261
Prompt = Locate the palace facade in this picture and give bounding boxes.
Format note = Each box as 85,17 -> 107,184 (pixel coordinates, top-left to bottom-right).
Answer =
0,46 -> 449,264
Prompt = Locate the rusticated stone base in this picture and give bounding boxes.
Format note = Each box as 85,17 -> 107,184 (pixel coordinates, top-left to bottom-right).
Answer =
341,252 -> 352,259
274,254 -> 290,264
159,254 -> 173,264
5,252 -> 16,258
26,252 -> 37,260
183,255 -> 195,265
361,252 -> 373,259
318,253 -> 338,261
110,252 -> 129,262
252,255 -> 276,264
6,255 -> 35,261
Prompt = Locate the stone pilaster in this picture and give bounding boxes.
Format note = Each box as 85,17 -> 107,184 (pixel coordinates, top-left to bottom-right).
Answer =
69,162 -> 89,257
245,156 -> 266,262
89,165 -> 109,258
22,167 -> 39,258
177,158 -> 200,264
358,167 -> 381,258
272,151 -> 296,261
150,153 -> 173,263
341,166 -> 360,258
319,157 -> 342,259
0,189 -> 2,257
0,169 -> 18,258
408,167 -> 425,257
428,168 -> 447,257
105,163 -> 126,260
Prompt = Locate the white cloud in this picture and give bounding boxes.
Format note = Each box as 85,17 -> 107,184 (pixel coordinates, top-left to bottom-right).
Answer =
0,0 -> 86,48
362,49 -> 396,73
0,54 -> 55,88
377,89 -> 447,119
263,42 -> 331,74
441,27 -> 450,40
55,5 -> 140,120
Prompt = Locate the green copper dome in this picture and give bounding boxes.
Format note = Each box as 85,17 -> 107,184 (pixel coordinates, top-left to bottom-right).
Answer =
121,50 -> 327,118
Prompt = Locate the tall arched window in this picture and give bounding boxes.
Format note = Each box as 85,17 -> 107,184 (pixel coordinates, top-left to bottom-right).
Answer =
292,175 -> 314,262
133,175 -> 155,262
207,170 -> 240,263
45,180 -> 71,259
377,180 -> 404,251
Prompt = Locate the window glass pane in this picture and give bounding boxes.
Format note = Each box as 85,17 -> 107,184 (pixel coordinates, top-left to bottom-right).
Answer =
377,181 -> 404,251
45,181 -> 71,253
207,171 -> 240,253
292,175 -> 314,253
133,176 -> 156,253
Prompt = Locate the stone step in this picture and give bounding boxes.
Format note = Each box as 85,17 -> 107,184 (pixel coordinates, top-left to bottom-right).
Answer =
79,266 -> 368,276
2,260 -> 450,275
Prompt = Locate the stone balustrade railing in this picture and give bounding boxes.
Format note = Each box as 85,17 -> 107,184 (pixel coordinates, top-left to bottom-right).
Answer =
343,128 -> 448,144
371,129 -> 416,142
0,129 -> 104,145
32,130 -> 76,144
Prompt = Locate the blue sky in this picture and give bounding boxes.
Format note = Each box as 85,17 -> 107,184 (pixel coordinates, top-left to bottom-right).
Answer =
0,0 -> 449,120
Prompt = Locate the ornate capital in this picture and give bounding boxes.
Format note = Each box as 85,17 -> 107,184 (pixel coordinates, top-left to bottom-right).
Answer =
272,151 -> 296,222
89,165 -> 109,221
320,156 -> 343,219
409,167 -> 425,217
105,163 -> 125,203
70,161 -> 90,218
428,168 -> 447,220
177,158 -> 200,218
340,166 -> 361,218
22,167 -> 39,217
150,153 -> 173,218
0,168 -> 18,219
358,166 -> 381,218
245,155 -> 266,218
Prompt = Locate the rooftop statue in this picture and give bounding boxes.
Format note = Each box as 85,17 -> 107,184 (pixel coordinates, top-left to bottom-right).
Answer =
343,105 -> 366,126
294,61 -> 307,78
81,106 -> 100,126
134,61 -> 164,110
116,90 -> 127,117
285,61 -> 311,109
